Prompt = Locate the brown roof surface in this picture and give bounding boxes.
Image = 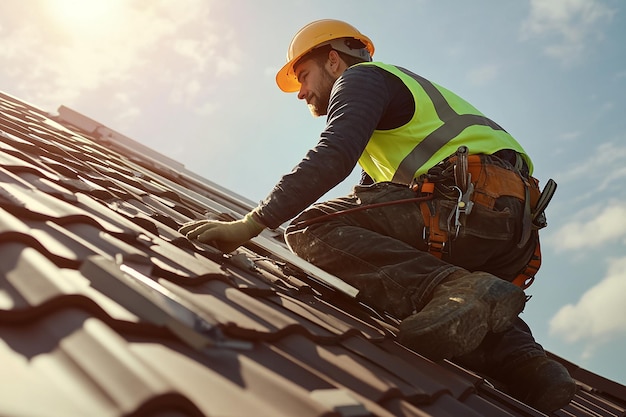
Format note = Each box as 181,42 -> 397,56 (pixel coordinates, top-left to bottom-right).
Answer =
1,90 -> 624,416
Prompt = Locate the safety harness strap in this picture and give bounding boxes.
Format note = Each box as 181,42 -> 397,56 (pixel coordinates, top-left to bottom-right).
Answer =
457,155 -> 539,209
417,154 -> 548,289
419,200 -> 447,258
512,234 -> 541,289
414,180 -> 446,259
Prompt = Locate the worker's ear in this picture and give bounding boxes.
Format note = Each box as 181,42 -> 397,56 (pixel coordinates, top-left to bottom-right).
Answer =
327,50 -> 344,75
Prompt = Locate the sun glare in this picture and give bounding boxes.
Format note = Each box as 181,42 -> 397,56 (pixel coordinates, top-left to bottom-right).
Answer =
46,0 -> 124,34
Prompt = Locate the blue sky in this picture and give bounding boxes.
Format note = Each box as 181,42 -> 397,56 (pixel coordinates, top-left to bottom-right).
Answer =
1,0 -> 625,384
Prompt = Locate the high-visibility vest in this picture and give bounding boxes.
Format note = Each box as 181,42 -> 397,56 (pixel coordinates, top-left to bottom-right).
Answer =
356,62 -> 533,184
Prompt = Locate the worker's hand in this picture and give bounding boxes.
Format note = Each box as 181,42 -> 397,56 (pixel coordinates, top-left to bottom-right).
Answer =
179,213 -> 265,253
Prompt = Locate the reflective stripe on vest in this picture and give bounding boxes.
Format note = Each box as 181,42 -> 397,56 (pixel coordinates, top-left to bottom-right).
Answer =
356,62 -> 532,184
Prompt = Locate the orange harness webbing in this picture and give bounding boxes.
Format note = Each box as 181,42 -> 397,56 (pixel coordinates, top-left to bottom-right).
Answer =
511,235 -> 541,289
417,155 -> 542,289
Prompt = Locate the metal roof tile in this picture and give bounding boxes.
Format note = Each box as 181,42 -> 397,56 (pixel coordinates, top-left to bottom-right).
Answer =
0,91 -> 624,416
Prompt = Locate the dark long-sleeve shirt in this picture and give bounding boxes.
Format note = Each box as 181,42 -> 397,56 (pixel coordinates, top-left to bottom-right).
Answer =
254,64 -> 415,229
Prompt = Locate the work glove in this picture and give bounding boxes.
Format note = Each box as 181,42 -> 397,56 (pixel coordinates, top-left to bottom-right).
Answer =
179,212 -> 265,253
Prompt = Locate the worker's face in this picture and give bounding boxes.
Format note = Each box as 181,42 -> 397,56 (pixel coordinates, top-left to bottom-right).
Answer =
295,56 -> 336,117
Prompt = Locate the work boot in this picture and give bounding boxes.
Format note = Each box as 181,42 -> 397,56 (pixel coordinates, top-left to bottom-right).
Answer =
398,270 -> 526,361
505,356 -> 577,413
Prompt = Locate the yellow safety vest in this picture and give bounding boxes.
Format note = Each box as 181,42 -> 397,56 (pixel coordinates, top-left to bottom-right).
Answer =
356,62 -> 533,184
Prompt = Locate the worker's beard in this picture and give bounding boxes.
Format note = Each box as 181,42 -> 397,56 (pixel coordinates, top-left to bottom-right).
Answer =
307,68 -> 335,117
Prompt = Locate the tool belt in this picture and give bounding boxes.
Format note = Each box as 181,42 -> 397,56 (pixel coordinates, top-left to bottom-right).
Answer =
412,146 -> 556,289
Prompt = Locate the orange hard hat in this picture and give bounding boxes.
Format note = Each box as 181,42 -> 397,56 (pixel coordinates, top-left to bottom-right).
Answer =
275,19 -> 375,93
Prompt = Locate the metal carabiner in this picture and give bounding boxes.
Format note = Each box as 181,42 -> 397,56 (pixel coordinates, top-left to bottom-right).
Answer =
454,145 -> 469,193
447,186 -> 463,238
448,181 -> 475,239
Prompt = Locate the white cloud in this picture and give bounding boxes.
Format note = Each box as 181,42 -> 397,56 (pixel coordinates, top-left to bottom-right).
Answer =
194,102 -> 218,116
549,256 -> 626,356
263,66 -> 280,78
558,131 -> 582,142
467,64 -> 500,86
111,92 -> 141,125
0,0 -> 241,121
557,142 -> 626,184
548,202 -> 626,251
521,0 -> 615,64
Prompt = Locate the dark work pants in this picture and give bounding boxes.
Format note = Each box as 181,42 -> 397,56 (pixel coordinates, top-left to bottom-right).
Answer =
285,179 -> 546,377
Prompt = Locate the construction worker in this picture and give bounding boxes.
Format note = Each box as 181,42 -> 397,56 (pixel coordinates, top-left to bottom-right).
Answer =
180,19 -> 576,412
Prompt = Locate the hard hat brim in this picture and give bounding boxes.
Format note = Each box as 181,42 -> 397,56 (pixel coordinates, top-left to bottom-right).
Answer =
276,58 -> 301,93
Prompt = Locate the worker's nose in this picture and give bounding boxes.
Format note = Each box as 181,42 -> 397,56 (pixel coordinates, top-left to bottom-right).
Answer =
297,86 -> 307,101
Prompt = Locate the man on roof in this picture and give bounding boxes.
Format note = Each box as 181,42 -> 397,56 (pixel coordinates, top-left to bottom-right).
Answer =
180,19 -> 576,412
